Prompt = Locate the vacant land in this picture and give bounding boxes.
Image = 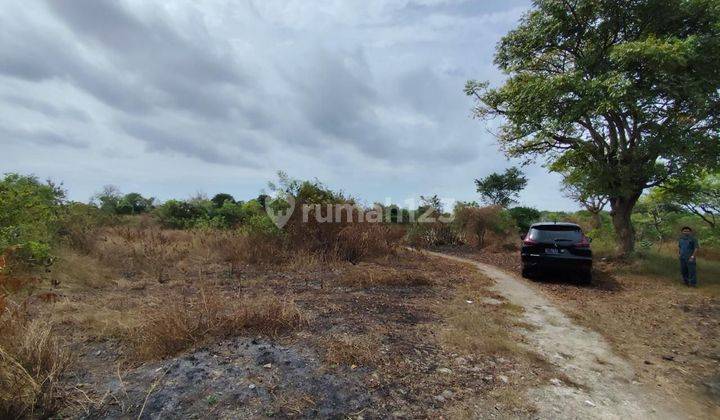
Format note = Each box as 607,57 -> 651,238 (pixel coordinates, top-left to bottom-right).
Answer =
439,245 -> 720,417
2,225 -> 569,418
4,182 -> 719,418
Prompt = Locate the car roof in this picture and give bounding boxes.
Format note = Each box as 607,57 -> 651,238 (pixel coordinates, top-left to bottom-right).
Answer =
530,222 -> 581,228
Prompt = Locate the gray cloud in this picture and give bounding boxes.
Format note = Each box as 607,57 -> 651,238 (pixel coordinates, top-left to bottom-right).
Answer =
0,126 -> 88,149
2,95 -> 91,122
1,0 -> 248,119
0,0 -> 577,210
118,120 -> 260,168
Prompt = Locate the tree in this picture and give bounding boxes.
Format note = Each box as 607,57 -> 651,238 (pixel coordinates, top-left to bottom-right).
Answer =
116,193 -> 154,215
256,194 -> 270,209
657,172 -> 720,229
419,194 -> 444,214
635,190 -> 679,242
92,185 -> 122,213
466,0 -> 720,255
475,167 -> 528,207
0,174 -> 66,267
561,174 -> 609,229
211,193 -> 235,208
508,206 -> 541,233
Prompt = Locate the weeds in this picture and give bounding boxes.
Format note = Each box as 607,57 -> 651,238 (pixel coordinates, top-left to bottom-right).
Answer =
0,318 -> 71,418
134,287 -> 307,360
323,333 -> 380,366
440,281 -> 521,356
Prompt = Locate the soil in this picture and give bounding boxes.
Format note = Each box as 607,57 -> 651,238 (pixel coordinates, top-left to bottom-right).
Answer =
51,250 -> 548,418
434,245 -> 720,419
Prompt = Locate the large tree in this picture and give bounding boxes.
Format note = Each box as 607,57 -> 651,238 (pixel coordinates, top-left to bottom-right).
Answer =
466,0 -> 720,255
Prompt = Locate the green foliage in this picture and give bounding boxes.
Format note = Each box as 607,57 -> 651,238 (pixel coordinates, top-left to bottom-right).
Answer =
92,186 -> 154,215
57,202 -> 118,253
241,214 -> 282,236
467,0 -> 720,253
0,173 -> 65,269
508,206 -> 540,233
155,200 -> 207,229
475,167 -> 527,208
116,192 -> 154,215
268,171 -> 346,205
211,193 -> 235,208
155,197 -> 268,230
92,185 -> 122,213
654,172 -> 720,229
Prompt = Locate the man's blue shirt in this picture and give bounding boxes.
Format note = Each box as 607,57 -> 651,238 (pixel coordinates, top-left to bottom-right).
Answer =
678,235 -> 698,259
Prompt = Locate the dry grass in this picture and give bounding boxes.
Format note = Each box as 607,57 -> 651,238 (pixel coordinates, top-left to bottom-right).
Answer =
52,247 -> 116,290
322,333 -> 381,366
338,263 -> 433,287
0,318 -> 72,418
209,231 -> 288,269
133,287 -> 308,360
439,279 -> 523,356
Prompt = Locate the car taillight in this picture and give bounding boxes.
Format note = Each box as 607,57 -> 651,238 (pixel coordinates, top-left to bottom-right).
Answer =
523,237 -> 538,245
575,236 -> 590,248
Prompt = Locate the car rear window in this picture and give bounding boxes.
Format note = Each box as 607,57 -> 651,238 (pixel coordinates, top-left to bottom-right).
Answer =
528,226 -> 583,242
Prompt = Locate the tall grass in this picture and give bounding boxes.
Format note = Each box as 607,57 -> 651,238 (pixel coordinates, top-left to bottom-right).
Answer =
620,250 -> 720,293
0,317 -> 71,418
133,287 -> 307,360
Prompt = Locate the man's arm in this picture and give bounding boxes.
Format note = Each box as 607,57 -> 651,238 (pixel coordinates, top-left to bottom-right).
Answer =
691,238 -> 699,260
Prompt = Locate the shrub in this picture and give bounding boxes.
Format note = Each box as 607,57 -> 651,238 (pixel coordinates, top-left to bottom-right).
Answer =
242,214 -> 282,236
57,202 -> 117,253
155,200 -> 207,229
334,223 -> 397,263
454,205 -> 515,248
508,206 -> 540,234
405,222 -> 458,247
0,174 -> 65,271
211,201 -> 246,227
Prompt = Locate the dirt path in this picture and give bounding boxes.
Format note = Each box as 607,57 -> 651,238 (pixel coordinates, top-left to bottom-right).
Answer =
427,251 -> 704,419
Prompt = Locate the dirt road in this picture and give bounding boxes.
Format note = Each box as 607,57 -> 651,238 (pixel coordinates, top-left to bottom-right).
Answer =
427,251 -> 706,419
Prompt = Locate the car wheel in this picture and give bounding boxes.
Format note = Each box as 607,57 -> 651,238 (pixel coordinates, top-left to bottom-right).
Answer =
579,270 -> 592,285
521,266 -> 532,279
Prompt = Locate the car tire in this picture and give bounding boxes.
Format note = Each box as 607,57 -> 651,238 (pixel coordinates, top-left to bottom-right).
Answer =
579,270 -> 592,285
521,266 -> 532,279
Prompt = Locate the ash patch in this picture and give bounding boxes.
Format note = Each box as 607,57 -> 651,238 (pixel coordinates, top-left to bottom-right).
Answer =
88,338 -> 371,419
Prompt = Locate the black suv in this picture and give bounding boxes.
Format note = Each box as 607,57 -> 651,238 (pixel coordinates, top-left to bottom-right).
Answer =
520,222 -> 592,283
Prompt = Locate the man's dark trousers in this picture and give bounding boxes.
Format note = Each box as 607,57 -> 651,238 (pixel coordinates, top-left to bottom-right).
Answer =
680,257 -> 697,286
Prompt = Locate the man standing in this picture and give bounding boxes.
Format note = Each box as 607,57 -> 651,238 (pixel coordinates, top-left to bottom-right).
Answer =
678,227 -> 699,287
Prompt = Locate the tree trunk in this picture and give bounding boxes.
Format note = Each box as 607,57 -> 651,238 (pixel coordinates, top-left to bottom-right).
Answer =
610,193 -> 642,257
590,211 -> 602,230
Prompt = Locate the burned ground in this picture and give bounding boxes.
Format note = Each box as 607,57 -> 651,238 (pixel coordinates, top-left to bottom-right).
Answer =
4,229 -> 557,419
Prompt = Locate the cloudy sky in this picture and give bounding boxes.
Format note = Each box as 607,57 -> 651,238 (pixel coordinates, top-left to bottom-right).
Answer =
0,0 -> 577,210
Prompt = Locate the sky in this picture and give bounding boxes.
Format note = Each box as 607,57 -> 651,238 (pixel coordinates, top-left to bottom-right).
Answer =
0,0 -> 579,210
